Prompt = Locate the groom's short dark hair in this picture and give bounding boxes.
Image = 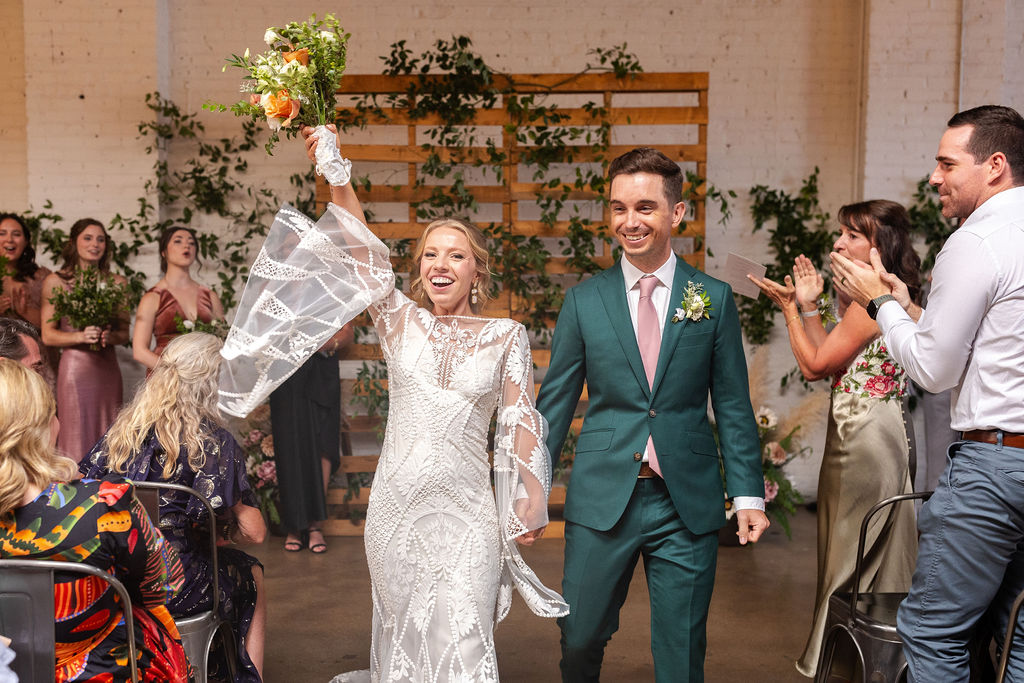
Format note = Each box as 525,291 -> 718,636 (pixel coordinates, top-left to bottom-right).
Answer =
607,147 -> 684,206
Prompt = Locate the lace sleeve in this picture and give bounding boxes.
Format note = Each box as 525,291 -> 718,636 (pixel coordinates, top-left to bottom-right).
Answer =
493,324 -> 569,619
219,203 -> 395,416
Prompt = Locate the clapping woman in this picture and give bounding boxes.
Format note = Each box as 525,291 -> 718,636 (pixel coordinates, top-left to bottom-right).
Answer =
41,218 -> 130,462
749,200 -> 921,678
0,213 -> 51,329
0,358 -> 190,683
133,226 -> 225,371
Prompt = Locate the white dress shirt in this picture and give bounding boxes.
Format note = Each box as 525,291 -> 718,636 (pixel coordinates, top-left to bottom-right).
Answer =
876,185 -> 1024,432
621,254 -> 764,511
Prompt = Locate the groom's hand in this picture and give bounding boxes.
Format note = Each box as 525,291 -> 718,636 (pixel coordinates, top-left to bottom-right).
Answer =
735,509 -> 770,545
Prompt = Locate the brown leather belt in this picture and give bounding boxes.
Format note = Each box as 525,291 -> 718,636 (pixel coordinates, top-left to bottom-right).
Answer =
962,430 -> 1024,449
637,463 -> 657,478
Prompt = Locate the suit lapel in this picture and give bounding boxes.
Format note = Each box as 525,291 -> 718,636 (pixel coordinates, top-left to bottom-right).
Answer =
598,263 -> 650,398
651,258 -> 698,397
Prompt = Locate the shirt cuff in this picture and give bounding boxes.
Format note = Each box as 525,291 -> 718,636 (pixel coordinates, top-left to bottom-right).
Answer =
875,298 -> 910,334
732,496 -> 765,512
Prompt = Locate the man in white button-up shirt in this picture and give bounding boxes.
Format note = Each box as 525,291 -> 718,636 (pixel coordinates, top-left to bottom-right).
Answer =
832,105 -> 1024,681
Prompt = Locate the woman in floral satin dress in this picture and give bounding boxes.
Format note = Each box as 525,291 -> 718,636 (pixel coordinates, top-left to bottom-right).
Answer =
750,200 -> 922,678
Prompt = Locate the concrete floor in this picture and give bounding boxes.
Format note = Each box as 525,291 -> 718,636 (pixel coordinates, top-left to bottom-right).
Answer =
248,507 -> 818,682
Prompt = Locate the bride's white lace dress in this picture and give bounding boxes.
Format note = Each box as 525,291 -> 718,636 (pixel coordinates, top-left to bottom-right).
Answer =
217,204 -> 567,683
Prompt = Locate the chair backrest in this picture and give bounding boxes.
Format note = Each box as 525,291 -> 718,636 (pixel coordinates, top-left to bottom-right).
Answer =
0,558 -> 139,683
850,491 -> 933,621
130,481 -> 220,616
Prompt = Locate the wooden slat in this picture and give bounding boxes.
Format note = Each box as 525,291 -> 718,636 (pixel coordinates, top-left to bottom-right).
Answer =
355,219 -> 704,240
315,143 -> 705,165
340,106 -> 707,127
338,72 -> 709,94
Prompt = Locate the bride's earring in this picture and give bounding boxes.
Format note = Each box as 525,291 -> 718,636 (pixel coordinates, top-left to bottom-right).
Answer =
471,282 -> 479,306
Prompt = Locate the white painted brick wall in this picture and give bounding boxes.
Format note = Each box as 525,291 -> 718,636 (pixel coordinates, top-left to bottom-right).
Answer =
9,0 -> 1020,496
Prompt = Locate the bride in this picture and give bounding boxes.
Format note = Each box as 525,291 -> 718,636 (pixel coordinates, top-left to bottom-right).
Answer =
220,125 -> 568,682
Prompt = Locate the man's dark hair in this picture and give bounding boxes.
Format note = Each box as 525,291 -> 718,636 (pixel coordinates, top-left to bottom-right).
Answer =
0,317 -> 40,362
948,105 -> 1024,185
607,147 -> 684,206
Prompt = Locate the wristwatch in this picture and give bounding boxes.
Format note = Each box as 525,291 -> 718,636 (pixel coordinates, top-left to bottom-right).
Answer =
866,294 -> 896,320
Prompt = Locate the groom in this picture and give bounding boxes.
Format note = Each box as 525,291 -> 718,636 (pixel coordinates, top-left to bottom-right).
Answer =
537,147 -> 768,682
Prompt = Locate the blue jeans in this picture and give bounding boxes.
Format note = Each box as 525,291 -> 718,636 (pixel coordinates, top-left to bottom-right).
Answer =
897,438 -> 1024,681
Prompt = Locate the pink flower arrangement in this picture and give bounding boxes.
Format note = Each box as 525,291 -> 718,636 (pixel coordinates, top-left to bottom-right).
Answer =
864,374 -> 898,399
256,460 -> 277,487
764,479 -> 780,503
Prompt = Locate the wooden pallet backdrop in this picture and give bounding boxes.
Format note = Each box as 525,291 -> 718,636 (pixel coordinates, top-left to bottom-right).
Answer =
321,71 -> 710,536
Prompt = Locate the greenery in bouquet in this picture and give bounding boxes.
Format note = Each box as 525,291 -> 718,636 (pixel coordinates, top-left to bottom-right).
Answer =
173,312 -> 230,339
47,267 -> 135,349
238,403 -> 281,525
208,13 -> 350,153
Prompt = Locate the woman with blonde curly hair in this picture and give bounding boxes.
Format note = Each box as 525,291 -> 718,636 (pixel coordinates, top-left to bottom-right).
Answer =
81,333 -> 267,683
0,358 -> 189,683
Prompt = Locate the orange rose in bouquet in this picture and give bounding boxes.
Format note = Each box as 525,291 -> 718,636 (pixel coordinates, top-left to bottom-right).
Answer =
207,14 -> 349,154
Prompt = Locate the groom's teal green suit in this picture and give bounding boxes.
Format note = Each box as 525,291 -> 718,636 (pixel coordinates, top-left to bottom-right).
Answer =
537,255 -> 762,682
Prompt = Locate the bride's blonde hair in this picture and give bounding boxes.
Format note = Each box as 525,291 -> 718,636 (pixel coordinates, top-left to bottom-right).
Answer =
409,218 -> 493,314
0,359 -> 77,517
103,333 -> 223,479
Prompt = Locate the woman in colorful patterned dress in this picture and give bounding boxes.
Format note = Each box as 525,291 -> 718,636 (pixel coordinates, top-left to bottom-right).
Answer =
82,332 -> 267,682
133,226 -> 225,371
40,218 -> 130,462
0,358 -> 189,683
750,199 -> 923,678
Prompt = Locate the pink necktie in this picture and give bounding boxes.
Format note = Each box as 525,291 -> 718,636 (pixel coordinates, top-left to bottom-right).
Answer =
637,275 -> 662,476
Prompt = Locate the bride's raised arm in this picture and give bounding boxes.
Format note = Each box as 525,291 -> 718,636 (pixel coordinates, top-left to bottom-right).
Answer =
300,125 -> 368,225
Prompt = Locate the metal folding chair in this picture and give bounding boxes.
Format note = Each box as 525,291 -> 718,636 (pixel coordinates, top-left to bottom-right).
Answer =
814,491 -> 932,683
132,481 -> 236,683
0,558 -> 140,683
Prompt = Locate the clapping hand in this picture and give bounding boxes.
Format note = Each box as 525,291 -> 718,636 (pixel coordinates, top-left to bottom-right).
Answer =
792,255 -> 824,311
0,293 -> 11,313
746,272 -> 797,312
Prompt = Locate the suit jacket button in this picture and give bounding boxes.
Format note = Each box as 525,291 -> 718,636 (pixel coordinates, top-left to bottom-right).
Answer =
649,409 -> 657,418
633,452 -> 643,461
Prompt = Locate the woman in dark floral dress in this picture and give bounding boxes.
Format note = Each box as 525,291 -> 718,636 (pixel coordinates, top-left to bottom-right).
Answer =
0,358 -> 189,683
750,200 -> 923,677
81,332 -> 267,683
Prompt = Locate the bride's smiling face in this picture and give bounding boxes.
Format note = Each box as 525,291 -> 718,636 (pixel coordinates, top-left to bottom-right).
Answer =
419,227 -> 478,317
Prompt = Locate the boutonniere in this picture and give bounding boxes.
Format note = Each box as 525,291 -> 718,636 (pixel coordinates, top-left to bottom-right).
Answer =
672,281 -> 713,323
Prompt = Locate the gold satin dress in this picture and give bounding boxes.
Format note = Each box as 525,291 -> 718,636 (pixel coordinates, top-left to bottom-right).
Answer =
797,338 -> 918,677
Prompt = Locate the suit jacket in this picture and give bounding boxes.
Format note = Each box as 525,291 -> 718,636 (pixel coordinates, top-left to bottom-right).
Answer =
537,257 -> 762,534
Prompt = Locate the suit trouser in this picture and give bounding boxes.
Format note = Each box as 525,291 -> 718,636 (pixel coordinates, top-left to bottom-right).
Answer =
559,477 -> 718,683
897,439 -> 1024,682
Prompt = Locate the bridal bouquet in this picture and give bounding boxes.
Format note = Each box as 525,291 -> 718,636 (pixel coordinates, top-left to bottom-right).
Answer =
209,13 -> 349,153
48,268 -> 133,349
174,313 -> 230,339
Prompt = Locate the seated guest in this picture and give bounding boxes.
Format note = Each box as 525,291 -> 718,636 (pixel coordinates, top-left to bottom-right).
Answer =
81,332 -> 267,683
0,316 -> 48,380
0,358 -> 190,683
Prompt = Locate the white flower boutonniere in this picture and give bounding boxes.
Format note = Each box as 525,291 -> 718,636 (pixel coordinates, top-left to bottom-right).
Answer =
671,281 -> 713,323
